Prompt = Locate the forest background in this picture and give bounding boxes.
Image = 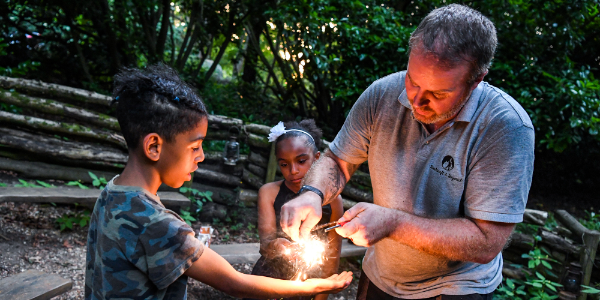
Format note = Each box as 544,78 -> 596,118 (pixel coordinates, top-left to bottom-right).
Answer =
1,0 -> 599,199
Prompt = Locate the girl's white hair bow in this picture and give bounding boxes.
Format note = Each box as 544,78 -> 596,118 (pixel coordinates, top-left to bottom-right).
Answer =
268,121 -> 314,143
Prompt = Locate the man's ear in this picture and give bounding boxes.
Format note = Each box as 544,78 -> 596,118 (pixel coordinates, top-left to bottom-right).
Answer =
314,151 -> 321,160
470,70 -> 488,91
142,133 -> 163,162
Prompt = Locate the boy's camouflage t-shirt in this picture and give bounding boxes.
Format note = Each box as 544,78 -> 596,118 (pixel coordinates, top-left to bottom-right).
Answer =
85,177 -> 203,299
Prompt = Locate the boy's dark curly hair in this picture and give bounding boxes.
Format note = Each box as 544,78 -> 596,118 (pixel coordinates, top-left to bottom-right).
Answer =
112,64 -> 207,150
276,119 -> 323,153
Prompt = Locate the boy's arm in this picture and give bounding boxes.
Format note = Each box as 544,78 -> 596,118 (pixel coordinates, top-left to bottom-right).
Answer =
184,247 -> 353,298
315,195 -> 344,300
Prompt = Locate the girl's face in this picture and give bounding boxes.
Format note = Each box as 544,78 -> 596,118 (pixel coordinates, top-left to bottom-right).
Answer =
276,136 -> 320,191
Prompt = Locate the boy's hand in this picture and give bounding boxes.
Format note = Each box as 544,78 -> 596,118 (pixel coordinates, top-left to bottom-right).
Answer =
305,271 -> 353,294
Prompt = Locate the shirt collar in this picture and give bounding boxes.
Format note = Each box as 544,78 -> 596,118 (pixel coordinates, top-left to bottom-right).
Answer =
397,81 -> 483,123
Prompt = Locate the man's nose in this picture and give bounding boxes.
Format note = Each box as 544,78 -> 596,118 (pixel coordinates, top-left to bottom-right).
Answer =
413,91 -> 429,107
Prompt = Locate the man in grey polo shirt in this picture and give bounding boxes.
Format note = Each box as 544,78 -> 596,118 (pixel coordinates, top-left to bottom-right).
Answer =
280,4 -> 535,300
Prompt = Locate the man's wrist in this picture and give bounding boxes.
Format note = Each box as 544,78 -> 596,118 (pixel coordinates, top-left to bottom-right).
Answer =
297,185 -> 325,204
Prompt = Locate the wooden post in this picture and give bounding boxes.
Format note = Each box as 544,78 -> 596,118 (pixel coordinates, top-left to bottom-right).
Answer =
555,210 -> 600,300
265,142 -> 277,183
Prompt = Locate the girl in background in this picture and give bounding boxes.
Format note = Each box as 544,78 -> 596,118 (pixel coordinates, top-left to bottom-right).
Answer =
247,119 -> 344,300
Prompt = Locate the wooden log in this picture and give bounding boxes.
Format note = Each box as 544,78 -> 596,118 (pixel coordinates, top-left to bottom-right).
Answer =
208,114 -> 243,128
0,90 -> 120,131
556,210 -> 593,241
506,232 -> 535,252
0,269 -> 72,300
341,185 -> 373,203
238,189 -> 258,207
202,151 -> 248,164
247,132 -> 270,148
502,263 -> 530,280
242,168 -> 265,190
539,229 -> 581,255
0,75 -> 112,106
350,170 -> 372,188
0,110 -> 126,149
194,168 -> 242,187
249,151 -> 269,168
248,163 -> 266,179
0,157 -> 117,183
342,198 -> 359,210
0,187 -> 190,210
523,208 -> 549,226
244,123 -> 271,136
0,127 -> 127,164
198,202 -> 228,221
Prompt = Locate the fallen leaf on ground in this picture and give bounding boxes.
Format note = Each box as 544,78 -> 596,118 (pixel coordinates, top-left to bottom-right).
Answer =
63,240 -> 72,248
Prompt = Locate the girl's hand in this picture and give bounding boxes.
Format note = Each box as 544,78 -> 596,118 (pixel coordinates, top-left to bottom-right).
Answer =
305,271 -> 353,294
265,238 -> 296,259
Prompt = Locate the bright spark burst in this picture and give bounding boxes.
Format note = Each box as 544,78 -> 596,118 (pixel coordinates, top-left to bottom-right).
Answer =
286,236 -> 327,282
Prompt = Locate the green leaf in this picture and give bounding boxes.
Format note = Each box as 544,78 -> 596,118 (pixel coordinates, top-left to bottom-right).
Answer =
507,278 -> 515,289
88,171 -> 98,181
0,183 -> 7,187
180,187 -> 189,193
535,272 -> 545,280
541,260 -> 552,269
92,179 -> 100,187
79,219 -> 88,227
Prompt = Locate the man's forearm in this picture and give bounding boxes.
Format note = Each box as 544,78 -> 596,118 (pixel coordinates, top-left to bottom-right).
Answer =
303,150 -> 359,206
390,210 -> 514,264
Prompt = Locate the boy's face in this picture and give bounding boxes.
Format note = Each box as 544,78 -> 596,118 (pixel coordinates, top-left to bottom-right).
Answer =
157,118 -> 207,188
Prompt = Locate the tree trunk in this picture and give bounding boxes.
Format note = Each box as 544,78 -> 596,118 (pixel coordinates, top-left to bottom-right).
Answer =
0,90 -> 120,131
249,151 -> 269,168
0,76 -> 112,106
0,127 -> 127,165
0,110 -> 126,149
248,163 -> 266,179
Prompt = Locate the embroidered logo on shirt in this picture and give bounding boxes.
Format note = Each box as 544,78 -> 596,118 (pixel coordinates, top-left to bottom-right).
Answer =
442,155 -> 455,171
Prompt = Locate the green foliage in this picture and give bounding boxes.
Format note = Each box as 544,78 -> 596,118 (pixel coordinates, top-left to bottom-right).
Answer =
579,210 -> 600,231
66,180 -> 89,189
56,207 -> 91,231
14,179 -> 42,188
35,180 -> 56,188
179,186 -> 213,222
179,208 -> 197,226
0,183 -> 7,187
581,284 -> 600,294
88,172 -> 108,189
0,38 -> 40,77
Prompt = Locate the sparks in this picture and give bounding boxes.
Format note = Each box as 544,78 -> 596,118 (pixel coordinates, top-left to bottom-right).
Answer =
286,236 -> 327,281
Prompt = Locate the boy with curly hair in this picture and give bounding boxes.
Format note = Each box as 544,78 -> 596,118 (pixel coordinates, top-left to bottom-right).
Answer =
84,64 -> 352,300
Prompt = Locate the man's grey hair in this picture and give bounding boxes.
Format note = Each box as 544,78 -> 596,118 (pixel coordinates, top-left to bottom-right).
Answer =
408,4 -> 497,84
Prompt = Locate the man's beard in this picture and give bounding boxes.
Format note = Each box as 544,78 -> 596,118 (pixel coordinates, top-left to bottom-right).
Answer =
410,91 -> 471,125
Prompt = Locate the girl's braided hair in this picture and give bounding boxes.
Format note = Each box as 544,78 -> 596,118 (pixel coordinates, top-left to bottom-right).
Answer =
113,63 -> 207,150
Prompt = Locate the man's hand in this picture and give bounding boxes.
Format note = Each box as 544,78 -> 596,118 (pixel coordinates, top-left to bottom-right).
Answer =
335,202 -> 400,247
280,192 -> 322,241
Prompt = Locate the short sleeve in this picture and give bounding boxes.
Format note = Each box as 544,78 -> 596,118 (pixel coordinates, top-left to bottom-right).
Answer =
464,125 -> 535,223
329,83 -> 377,165
132,209 -> 204,290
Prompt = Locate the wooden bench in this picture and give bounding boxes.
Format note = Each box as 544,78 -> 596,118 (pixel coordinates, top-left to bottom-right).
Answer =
0,187 -> 190,210
0,270 -> 72,300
